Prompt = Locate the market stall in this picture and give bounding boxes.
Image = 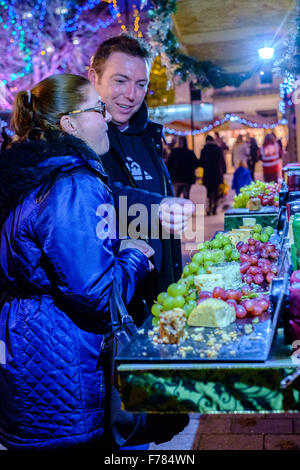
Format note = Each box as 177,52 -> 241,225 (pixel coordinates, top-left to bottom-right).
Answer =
116,177 -> 300,415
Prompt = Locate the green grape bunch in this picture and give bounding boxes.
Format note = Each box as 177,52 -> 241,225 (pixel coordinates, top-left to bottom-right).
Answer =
251,224 -> 273,243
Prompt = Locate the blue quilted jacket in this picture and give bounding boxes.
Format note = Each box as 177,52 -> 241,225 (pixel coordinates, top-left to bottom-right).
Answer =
0,135 -> 149,449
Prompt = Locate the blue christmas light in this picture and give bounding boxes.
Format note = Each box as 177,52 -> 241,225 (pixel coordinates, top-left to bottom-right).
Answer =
278,72 -> 295,116
63,0 -> 119,32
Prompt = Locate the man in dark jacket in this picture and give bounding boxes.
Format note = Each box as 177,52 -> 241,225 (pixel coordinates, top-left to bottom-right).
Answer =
199,135 -> 226,215
167,136 -> 200,199
88,33 -> 194,325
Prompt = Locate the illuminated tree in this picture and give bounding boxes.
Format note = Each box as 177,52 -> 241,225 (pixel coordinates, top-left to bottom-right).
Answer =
0,0 -> 122,108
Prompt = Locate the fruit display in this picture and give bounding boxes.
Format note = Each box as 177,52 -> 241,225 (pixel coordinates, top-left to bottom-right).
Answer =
233,181 -> 280,209
151,233 -> 240,319
150,220 -> 278,344
236,238 -> 279,287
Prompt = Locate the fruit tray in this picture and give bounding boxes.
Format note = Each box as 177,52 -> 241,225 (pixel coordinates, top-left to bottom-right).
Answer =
116,275 -> 289,365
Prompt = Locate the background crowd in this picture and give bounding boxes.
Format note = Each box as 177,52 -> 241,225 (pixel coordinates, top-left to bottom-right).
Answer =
165,130 -> 284,215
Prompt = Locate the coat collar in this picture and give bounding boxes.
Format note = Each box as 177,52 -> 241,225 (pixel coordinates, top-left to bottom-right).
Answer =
0,131 -> 108,227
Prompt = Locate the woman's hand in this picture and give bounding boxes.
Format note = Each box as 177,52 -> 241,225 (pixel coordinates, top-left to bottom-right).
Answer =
119,239 -> 154,270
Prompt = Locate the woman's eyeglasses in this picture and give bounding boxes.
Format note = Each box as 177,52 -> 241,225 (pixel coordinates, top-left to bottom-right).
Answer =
66,100 -> 106,118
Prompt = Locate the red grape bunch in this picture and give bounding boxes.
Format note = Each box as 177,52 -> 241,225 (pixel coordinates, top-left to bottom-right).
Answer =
197,286 -> 271,319
236,238 -> 279,287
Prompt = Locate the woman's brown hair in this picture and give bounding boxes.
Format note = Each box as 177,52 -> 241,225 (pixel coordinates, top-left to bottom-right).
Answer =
263,133 -> 276,147
11,73 -> 90,141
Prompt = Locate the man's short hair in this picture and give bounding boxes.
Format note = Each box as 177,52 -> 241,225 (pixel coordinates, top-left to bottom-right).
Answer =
206,135 -> 214,142
90,33 -> 153,79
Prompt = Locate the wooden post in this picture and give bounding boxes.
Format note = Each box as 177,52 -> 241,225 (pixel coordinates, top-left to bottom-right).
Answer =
286,102 -> 298,163
295,101 -> 300,162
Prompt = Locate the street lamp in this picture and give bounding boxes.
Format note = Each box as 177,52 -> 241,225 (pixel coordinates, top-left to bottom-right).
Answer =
258,47 -> 274,60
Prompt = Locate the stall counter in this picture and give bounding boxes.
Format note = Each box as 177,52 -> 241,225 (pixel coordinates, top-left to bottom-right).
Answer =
116,329 -> 300,414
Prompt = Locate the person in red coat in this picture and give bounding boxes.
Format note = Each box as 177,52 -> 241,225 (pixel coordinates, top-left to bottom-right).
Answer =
261,133 -> 282,182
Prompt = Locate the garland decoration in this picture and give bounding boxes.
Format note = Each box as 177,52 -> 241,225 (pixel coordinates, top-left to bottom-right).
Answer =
164,113 -> 288,136
146,0 -> 251,88
273,0 -> 300,77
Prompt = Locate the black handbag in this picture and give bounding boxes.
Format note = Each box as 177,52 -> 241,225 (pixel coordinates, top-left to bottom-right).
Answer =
100,281 -> 190,448
100,281 -> 146,447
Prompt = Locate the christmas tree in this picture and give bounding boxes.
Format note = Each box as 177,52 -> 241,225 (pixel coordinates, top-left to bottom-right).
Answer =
146,55 -> 175,107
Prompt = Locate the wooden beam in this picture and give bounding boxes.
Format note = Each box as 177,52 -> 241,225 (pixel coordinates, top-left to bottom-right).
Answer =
171,13 -> 189,54
181,25 -> 285,46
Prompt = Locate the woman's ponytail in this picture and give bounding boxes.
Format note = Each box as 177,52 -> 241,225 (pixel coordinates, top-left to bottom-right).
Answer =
11,90 -> 36,140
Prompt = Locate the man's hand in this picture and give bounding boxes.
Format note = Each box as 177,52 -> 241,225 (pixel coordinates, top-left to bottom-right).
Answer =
159,197 -> 195,234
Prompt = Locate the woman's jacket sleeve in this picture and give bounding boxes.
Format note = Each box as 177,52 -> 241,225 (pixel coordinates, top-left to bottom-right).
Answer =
34,171 -> 150,316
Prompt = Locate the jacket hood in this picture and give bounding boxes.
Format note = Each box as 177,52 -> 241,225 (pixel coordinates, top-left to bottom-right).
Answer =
0,131 -> 107,227
108,100 -> 149,136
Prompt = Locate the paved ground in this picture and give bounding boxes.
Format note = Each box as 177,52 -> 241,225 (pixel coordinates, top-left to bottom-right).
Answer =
149,170 -> 300,451
149,413 -> 300,451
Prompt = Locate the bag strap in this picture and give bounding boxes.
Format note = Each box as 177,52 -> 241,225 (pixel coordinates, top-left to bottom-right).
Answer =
110,282 -> 138,337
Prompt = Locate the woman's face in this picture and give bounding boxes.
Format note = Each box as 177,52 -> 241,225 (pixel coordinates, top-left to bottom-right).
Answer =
65,84 -> 111,156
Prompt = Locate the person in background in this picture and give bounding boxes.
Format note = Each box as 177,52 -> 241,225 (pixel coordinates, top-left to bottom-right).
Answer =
162,139 -> 170,164
272,131 -> 283,158
0,123 -> 12,151
214,131 -> 229,155
88,33 -> 194,324
167,135 -> 200,200
199,135 -> 225,215
247,136 -> 259,181
232,134 -> 249,168
261,133 -> 282,182
0,73 -> 157,450
232,159 -> 252,195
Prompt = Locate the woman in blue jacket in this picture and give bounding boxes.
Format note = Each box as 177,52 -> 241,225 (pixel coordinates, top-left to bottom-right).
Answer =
0,74 -> 153,449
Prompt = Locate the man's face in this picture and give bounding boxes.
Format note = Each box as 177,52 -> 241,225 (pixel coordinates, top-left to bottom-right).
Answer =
92,52 -> 150,128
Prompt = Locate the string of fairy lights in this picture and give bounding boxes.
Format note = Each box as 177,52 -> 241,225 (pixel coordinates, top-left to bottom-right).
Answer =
115,0 -> 144,36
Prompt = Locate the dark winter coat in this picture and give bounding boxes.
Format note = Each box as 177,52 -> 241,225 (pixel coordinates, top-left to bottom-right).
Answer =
0,132 -> 149,449
167,147 -> 200,184
100,102 -> 183,321
199,142 -> 225,190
